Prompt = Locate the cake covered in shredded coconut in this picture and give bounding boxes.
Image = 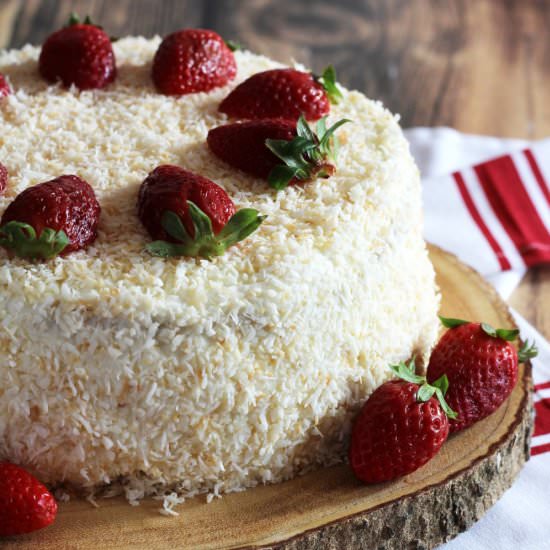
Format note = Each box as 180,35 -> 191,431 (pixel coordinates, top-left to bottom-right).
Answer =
0,37 -> 439,502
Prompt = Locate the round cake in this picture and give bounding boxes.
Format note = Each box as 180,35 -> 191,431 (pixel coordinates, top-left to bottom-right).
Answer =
0,37 -> 439,504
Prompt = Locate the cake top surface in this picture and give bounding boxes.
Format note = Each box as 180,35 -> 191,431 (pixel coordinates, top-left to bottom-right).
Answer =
0,36 -> 411,322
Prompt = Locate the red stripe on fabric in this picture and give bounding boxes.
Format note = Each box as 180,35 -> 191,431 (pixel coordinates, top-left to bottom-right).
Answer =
531,442 -> 550,456
474,157 -> 550,267
534,399 -> 550,437
453,172 -> 512,270
524,149 -> 550,206
535,381 -> 550,391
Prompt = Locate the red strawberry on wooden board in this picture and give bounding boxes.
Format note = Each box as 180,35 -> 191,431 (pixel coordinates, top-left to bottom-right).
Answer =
427,316 -> 537,433
207,115 -> 349,190
219,66 -> 342,122
39,13 -> 116,90
0,73 -> 11,98
0,163 -> 7,194
0,175 -> 101,259
152,29 -> 237,95
0,462 -> 58,536
138,165 -> 265,259
349,360 -> 456,484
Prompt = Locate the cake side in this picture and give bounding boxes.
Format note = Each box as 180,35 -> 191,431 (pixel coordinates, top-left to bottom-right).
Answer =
0,38 -> 439,499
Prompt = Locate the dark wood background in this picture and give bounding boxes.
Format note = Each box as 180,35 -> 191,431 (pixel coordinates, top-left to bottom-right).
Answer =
0,0 -> 548,336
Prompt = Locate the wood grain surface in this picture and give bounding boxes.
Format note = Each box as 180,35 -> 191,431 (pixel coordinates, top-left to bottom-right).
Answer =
0,0 -> 547,338
1,247 -> 533,549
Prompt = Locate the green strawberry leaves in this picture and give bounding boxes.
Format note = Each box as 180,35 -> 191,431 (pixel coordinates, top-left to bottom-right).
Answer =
440,315 -> 537,362
146,201 -> 265,260
479,323 -> 519,341
439,315 -> 469,329
0,221 -> 69,260
390,359 -> 457,419
315,66 -> 343,105
67,13 -> 101,28
225,39 -> 242,52
265,114 -> 350,190
518,340 -> 538,363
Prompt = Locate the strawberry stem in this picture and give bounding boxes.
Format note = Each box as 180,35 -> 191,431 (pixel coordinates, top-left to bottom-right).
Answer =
265,115 -> 350,190
389,360 -> 457,419
0,221 -> 69,260
146,202 -> 265,259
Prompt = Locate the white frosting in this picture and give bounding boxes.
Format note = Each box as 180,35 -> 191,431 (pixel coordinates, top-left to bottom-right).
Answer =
0,37 -> 439,499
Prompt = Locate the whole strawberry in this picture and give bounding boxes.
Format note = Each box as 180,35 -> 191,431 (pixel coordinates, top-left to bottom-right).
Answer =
219,66 -> 342,121
208,115 -> 349,190
39,13 -> 116,90
138,165 -> 265,259
350,360 -> 456,484
427,316 -> 537,433
0,73 -> 11,98
0,462 -> 57,536
152,29 -> 236,95
0,175 -> 101,259
0,163 -> 7,194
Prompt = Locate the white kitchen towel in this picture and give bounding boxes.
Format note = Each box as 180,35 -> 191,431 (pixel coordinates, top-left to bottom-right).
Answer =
404,127 -> 550,550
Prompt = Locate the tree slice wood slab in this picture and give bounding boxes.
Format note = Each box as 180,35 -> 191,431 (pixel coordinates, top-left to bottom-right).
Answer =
3,246 -> 533,550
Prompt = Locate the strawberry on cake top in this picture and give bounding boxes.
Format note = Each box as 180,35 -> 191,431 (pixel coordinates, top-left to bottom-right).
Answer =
0,33 -> 439,506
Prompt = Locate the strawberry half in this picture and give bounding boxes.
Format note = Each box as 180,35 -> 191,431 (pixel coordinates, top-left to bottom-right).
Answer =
0,163 -> 7,194
0,175 -> 101,259
138,165 -> 265,259
152,29 -> 237,95
350,360 -> 456,484
0,73 -> 11,98
207,115 -> 349,190
427,316 -> 538,433
0,462 -> 58,536
39,13 -> 116,90
219,66 -> 342,121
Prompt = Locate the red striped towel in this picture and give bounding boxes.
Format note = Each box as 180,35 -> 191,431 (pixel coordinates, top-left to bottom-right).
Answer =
407,128 -> 550,549
423,141 -> 550,275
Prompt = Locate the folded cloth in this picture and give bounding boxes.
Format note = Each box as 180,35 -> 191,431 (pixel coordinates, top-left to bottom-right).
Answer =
403,127 -> 550,550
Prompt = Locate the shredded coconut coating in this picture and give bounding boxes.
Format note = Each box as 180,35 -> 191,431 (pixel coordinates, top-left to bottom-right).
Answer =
0,37 -> 439,499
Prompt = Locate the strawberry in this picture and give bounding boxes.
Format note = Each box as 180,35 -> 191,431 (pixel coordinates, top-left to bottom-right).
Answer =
0,462 -> 57,536
138,165 -> 265,259
152,29 -> 237,95
0,163 -> 7,194
39,13 -> 116,90
219,66 -> 342,122
427,316 -> 538,433
0,175 -> 101,259
0,73 -> 11,98
349,360 -> 456,484
207,115 -> 349,190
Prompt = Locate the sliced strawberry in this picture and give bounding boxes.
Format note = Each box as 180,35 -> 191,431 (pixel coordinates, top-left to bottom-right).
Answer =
219,66 -> 342,121
138,165 -> 265,259
208,115 -> 349,190
0,462 -> 57,536
427,316 -> 538,433
39,13 -> 116,90
0,175 -> 101,259
152,29 -> 236,95
350,360 -> 455,484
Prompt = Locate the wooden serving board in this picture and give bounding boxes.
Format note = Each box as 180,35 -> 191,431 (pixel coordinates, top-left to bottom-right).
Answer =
4,246 -> 533,550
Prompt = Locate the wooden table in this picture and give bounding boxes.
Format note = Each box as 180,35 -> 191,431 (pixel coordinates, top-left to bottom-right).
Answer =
0,0 -> 548,336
